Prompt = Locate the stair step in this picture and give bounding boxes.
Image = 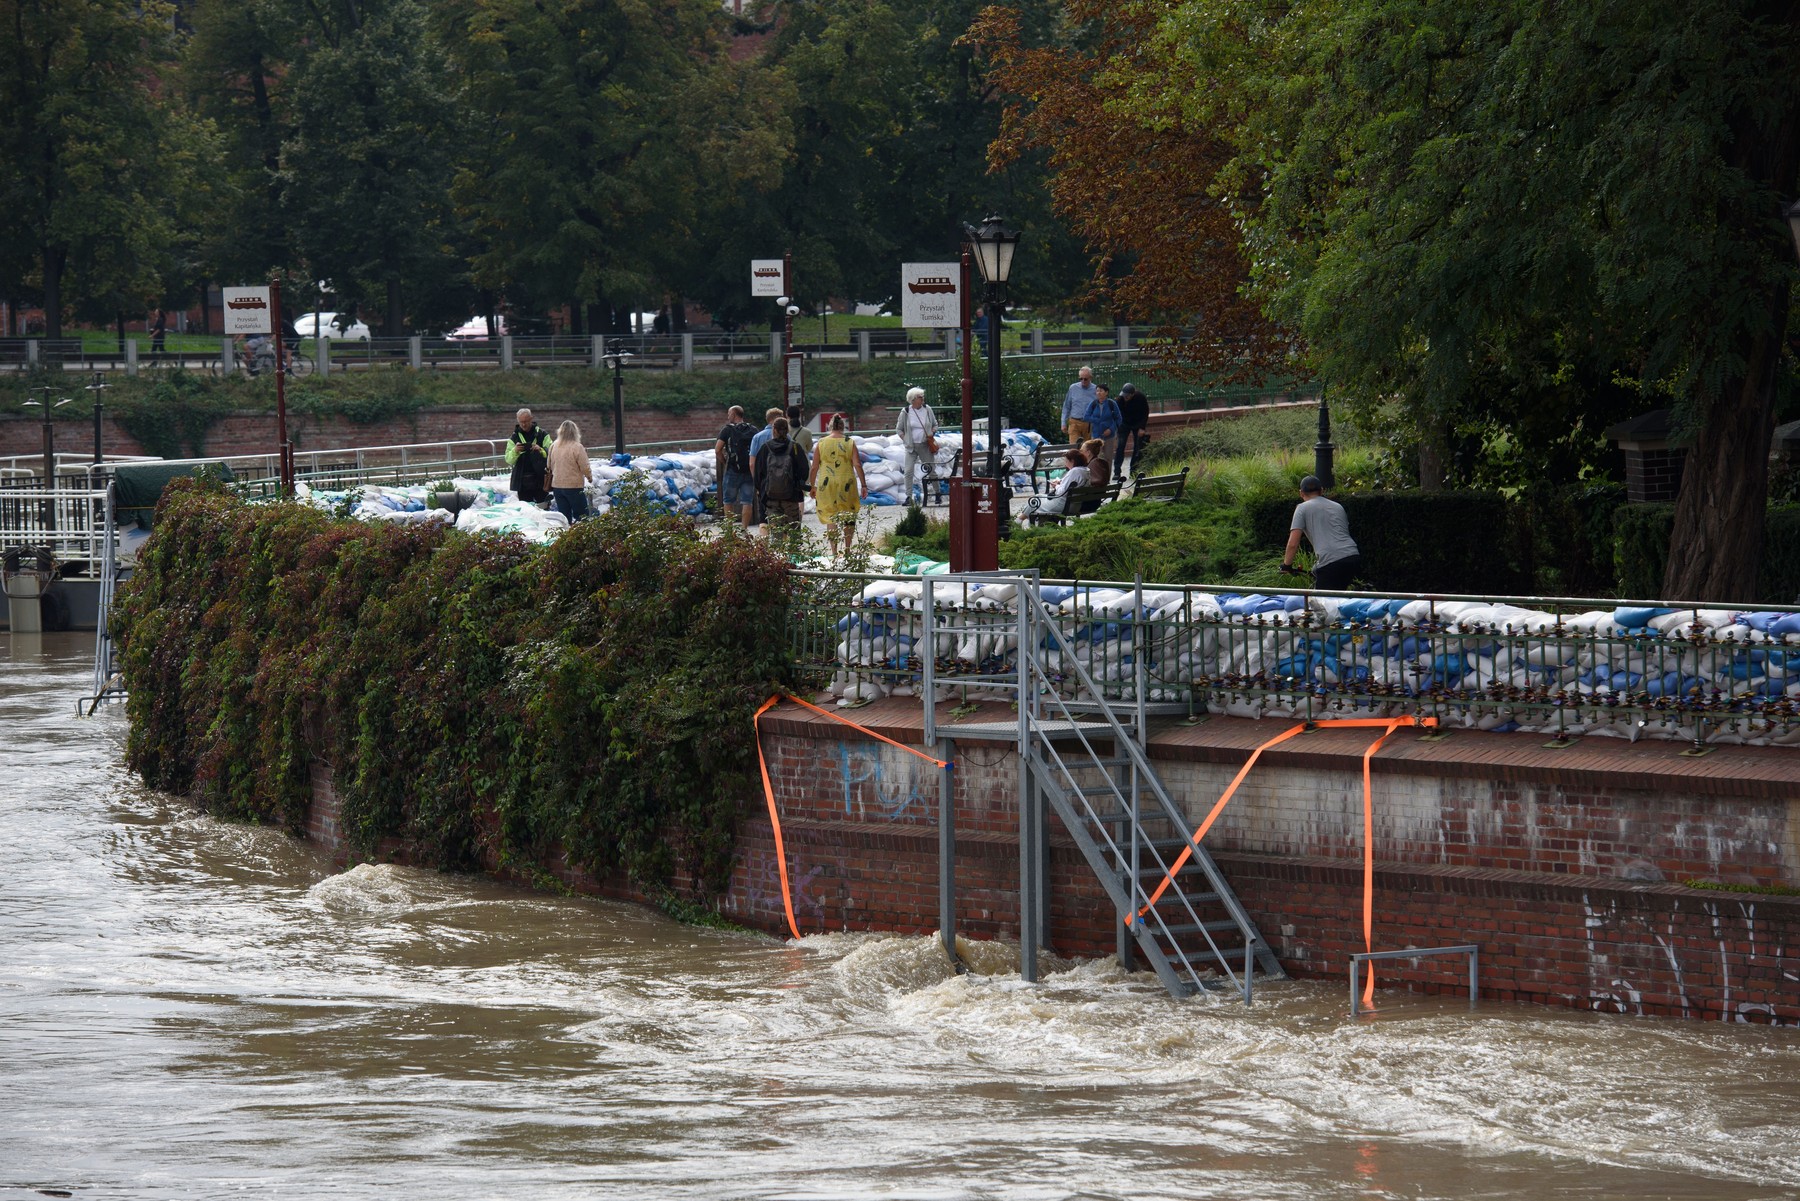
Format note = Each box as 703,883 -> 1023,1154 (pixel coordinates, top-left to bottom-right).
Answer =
1145,918 -> 1242,937
1133,889 -> 1219,907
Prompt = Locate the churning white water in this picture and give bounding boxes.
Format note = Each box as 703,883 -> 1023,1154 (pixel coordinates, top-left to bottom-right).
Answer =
2,633 -> 1797,1199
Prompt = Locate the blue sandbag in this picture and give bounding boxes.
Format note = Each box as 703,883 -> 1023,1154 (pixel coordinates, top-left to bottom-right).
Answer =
1282,594 -> 1306,612
1739,612 -> 1785,632
1039,585 -> 1075,605
1338,598 -> 1377,621
1613,606 -> 1675,629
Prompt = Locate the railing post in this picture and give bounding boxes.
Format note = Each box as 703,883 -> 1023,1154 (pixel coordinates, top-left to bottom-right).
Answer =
124,338 -> 138,377
220,336 -> 234,375
27,338 -> 39,368
408,335 -> 422,370
680,331 -> 694,371
500,335 -> 514,370
1030,328 -> 1044,355
591,334 -> 604,369
770,331 -> 782,363
857,329 -> 872,364
1116,325 -> 1131,361
315,334 -> 330,377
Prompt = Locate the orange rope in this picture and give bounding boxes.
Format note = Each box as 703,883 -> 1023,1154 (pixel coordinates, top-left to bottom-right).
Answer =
1129,713 -> 1436,1011
751,692 -> 955,942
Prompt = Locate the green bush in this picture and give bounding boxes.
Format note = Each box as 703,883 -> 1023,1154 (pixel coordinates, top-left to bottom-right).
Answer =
1251,490 -> 1532,593
925,356 -> 1063,440
1138,406 -> 1323,468
112,480 -> 792,898
1614,502 -> 1800,604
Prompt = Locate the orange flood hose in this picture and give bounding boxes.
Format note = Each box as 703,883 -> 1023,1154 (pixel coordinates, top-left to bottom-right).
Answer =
1130,713 -> 1436,1009
752,693 -> 953,942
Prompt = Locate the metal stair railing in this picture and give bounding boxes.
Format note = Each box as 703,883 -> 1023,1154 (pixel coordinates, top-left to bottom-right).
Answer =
85,483 -> 125,713
1018,587 -> 1284,1002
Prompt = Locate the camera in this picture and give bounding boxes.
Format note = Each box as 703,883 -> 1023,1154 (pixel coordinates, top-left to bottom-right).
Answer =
785,305 -> 800,317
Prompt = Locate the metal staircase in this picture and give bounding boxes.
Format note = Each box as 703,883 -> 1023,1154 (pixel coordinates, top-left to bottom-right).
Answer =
84,483 -> 125,714
918,571 -> 1284,1002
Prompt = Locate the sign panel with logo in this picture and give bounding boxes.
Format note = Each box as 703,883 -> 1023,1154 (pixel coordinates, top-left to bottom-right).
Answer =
222,286 -> 274,334
900,263 -> 962,329
750,259 -> 786,298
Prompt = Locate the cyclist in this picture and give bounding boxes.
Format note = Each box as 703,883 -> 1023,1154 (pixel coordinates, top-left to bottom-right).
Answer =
1281,475 -> 1363,589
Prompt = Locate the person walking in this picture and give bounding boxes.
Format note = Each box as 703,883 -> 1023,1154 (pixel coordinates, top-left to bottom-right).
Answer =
1083,382 -> 1123,470
714,404 -> 758,529
1282,475 -> 1364,589
808,414 -> 867,558
150,310 -> 167,357
786,405 -> 813,461
547,420 -> 592,523
506,408 -> 552,504
747,407 -> 784,528
1062,365 -> 1097,444
755,416 -> 809,533
895,386 -> 939,505
1116,382 -> 1149,481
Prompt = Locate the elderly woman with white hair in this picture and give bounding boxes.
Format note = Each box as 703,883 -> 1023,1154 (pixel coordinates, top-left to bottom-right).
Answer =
894,386 -> 940,505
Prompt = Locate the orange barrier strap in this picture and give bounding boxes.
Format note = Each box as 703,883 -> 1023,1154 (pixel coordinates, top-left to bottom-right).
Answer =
752,693 -> 957,942
752,696 -> 802,941
1357,718 -> 1418,1009
777,692 -> 950,769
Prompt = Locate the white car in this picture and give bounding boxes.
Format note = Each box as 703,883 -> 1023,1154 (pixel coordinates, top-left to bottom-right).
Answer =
446,316 -> 508,340
292,312 -> 371,340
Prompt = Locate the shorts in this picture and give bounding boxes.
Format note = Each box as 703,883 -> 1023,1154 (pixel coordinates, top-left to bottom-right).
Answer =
720,470 -> 754,507
764,499 -> 803,528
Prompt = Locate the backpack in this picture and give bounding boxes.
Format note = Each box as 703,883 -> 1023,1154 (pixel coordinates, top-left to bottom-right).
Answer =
722,422 -> 755,474
763,441 -> 800,501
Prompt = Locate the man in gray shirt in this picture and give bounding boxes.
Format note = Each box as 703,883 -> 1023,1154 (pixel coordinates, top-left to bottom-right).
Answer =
1282,475 -> 1363,589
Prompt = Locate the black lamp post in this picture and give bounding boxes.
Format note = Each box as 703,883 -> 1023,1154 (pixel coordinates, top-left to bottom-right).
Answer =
1313,383 -> 1335,490
603,340 -> 634,455
964,214 -> 1019,485
85,372 -> 107,467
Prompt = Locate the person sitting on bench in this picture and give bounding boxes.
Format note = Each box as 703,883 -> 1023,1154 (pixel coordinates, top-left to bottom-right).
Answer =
1024,449 -> 1090,519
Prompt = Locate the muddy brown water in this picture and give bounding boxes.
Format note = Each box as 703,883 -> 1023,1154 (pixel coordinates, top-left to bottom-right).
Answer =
3,632 -> 1798,1199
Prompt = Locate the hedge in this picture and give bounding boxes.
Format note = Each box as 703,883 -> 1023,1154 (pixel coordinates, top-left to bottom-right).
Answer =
1615,502 -> 1800,604
1251,490 -> 1533,594
112,479 -> 793,899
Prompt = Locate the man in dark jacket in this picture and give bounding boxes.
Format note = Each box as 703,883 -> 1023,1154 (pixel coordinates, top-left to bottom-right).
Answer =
1117,383 -> 1150,481
753,416 -> 808,532
506,407 -> 552,503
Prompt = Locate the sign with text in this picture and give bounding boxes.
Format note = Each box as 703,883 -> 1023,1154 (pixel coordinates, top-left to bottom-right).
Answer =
222,286 -> 274,334
750,259 -> 785,298
901,263 -> 962,328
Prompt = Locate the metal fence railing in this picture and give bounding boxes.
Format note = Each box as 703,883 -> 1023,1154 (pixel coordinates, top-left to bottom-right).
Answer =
788,571 -> 1800,748
0,483 -> 115,573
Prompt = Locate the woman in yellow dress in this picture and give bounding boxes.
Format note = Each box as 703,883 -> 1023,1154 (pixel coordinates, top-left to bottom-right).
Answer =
807,413 -> 867,558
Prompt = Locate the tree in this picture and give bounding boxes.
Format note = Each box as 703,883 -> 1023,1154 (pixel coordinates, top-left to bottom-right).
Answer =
967,0 -> 1283,374
282,0 -> 460,334
1226,0 -> 1800,600
0,0 -> 191,336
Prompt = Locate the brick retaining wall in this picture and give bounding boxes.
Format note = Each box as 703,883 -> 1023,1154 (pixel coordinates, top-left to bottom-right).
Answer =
303,697 -> 1800,1023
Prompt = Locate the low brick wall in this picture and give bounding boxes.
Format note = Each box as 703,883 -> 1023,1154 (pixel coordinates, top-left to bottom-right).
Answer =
303,698 -> 1800,1022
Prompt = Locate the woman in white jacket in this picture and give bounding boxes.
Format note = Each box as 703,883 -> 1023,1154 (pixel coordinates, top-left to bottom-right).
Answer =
895,387 -> 939,504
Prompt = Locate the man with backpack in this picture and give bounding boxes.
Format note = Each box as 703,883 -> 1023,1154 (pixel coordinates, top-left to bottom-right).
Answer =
754,416 -> 809,532
715,404 -> 758,528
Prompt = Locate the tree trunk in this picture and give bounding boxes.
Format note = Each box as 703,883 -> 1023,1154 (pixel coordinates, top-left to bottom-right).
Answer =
670,296 -> 688,334
568,301 -> 583,337
1663,289 -> 1788,603
386,279 -> 403,337
480,288 -> 496,338
1416,413 -> 1448,492
42,246 -> 64,339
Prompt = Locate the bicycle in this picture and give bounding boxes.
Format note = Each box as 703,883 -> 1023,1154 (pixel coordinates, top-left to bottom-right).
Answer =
211,342 -> 312,380
1279,560 -> 1376,592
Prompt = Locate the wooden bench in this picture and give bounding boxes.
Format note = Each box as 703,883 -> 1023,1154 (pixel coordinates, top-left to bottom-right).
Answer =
1025,479 -> 1121,526
1028,443 -> 1077,493
1130,466 -> 1190,503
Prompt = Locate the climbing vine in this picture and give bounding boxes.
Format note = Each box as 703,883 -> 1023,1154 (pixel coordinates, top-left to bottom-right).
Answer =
112,478 -> 793,898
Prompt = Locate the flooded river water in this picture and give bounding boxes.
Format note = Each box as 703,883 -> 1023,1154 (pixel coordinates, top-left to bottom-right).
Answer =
3,632 -> 1798,1199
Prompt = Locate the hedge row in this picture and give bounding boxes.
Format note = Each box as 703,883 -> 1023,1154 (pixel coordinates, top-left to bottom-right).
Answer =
112,479 -> 793,898
1614,503 -> 1800,604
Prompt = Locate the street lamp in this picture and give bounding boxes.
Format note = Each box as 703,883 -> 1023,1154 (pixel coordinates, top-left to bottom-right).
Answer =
1785,199 -> 1800,263
602,339 -> 635,455
964,214 -> 1019,486
1313,383 -> 1335,491
85,372 -> 108,470
23,387 -> 73,486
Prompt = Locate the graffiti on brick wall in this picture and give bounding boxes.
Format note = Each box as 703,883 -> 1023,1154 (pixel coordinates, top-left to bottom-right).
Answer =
838,741 -> 934,823
1580,892 -> 1796,1023
738,848 -> 826,927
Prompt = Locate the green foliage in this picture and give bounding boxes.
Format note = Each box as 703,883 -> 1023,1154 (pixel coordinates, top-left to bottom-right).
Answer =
1612,504 -> 1675,600
1138,406 -> 1324,468
1004,496 -> 1266,584
1250,491 -> 1532,594
112,481 -> 793,899
923,355 -> 1064,440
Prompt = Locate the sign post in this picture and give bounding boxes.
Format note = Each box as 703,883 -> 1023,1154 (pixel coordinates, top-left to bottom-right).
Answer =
902,258 -> 994,570
224,284 -> 290,494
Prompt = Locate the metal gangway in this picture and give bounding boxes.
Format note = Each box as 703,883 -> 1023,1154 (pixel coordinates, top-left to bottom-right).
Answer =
915,570 -> 1284,1002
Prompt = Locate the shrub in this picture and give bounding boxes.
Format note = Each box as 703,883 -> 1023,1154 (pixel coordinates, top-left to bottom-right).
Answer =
112,480 -> 792,899
1615,501 -> 1800,604
1251,490 -> 1532,593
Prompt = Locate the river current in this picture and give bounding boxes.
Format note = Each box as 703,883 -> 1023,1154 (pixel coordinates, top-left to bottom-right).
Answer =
3,632 -> 1798,1199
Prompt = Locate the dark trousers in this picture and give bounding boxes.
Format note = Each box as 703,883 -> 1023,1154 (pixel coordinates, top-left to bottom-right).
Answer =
1117,425 -> 1149,479
1314,553 -> 1364,590
552,487 -> 589,523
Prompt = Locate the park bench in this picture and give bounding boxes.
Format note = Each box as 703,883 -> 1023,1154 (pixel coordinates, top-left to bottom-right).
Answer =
1130,466 -> 1190,503
1025,479 -> 1121,526
1028,443 -> 1077,493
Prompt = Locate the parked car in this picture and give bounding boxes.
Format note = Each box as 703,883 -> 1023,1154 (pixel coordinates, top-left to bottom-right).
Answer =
292,312 -> 371,341
446,316 -> 508,340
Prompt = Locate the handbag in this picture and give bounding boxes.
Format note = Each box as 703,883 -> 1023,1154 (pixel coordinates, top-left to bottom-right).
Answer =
925,434 -> 938,454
